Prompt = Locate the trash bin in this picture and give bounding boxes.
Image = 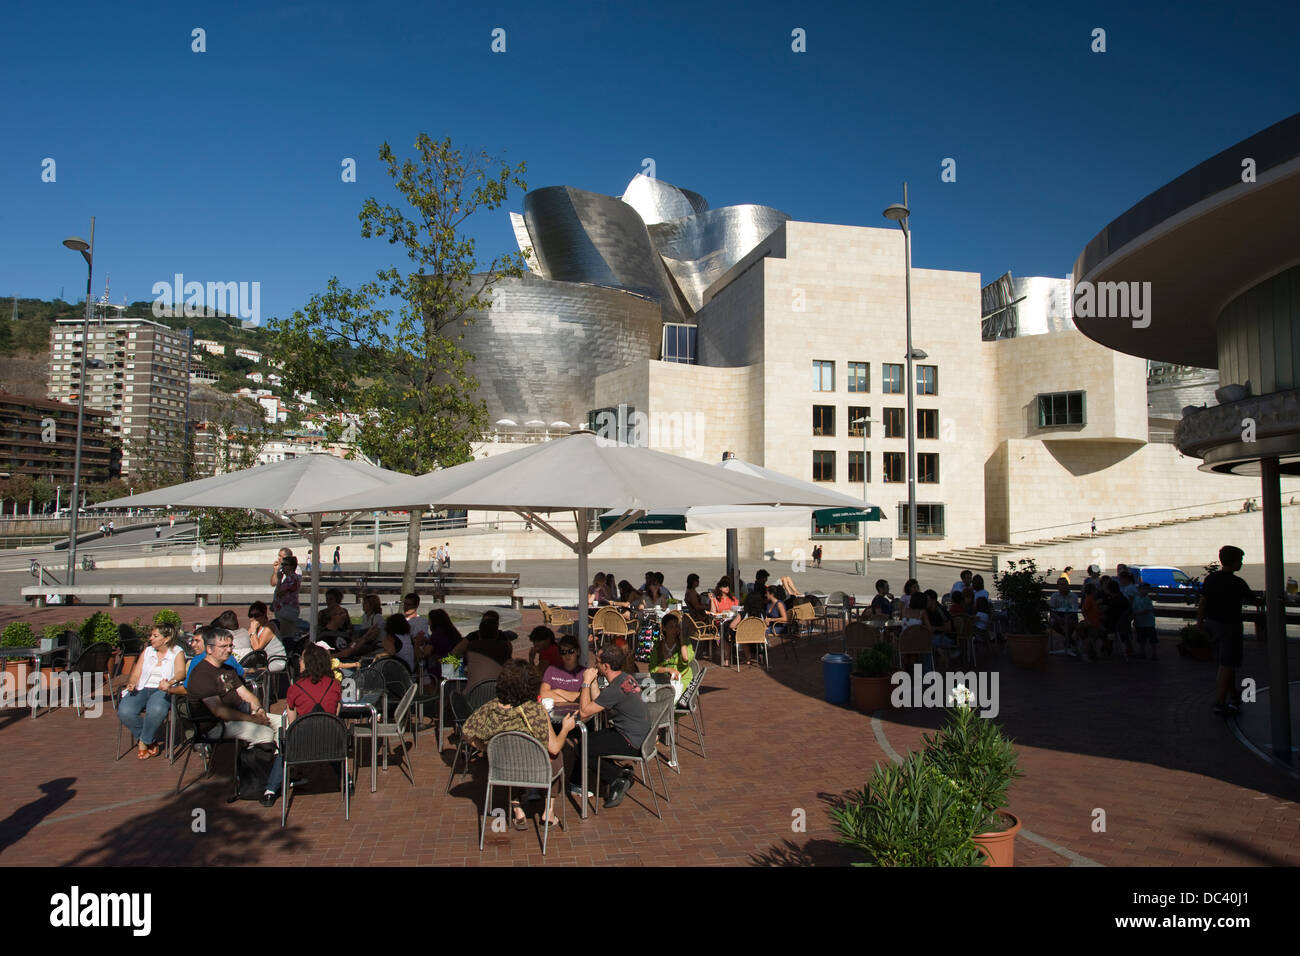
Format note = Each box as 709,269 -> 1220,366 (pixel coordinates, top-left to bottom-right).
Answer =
821,653 -> 853,705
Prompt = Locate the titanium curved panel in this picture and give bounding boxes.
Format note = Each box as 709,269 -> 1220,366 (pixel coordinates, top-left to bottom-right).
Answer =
620,173 -> 709,225
522,186 -> 682,318
647,205 -> 790,312
509,212 -> 542,275
458,275 -> 665,425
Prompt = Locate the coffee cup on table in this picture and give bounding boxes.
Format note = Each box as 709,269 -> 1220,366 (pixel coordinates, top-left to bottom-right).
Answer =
541,698 -> 554,712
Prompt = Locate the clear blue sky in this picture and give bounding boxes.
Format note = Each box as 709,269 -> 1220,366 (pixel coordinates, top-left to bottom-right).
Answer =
3,0 -> 1297,324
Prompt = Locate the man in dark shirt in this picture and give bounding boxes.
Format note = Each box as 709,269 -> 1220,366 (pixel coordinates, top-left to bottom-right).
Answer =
1199,545 -> 1253,714
187,627 -> 284,806
577,645 -> 651,808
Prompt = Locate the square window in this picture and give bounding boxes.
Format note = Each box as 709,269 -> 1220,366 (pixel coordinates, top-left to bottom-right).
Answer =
813,450 -> 836,481
884,407 -> 905,439
1037,390 -> 1087,427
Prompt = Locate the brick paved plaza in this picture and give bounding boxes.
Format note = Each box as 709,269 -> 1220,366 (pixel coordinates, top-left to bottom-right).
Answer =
0,603 -> 1296,867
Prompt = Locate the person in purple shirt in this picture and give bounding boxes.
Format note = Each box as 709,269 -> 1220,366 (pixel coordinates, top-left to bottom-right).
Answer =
539,635 -> 585,705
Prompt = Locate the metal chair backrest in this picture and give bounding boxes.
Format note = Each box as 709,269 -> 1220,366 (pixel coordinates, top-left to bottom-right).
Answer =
73,643 -> 114,677
677,664 -> 706,710
641,692 -> 675,760
387,682 -> 418,729
733,617 -> 766,647
466,679 -> 498,713
374,657 -> 413,699
175,693 -> 222,743
354,666 -> 386,700
843,621 -> 880,648
898,625 -> 932,654
829,590 -> 847,605
240,650 -> 269,670
282,712 -> 349,763
486,731 -> 552,789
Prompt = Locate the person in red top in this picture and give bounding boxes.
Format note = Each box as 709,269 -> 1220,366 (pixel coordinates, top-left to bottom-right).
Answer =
283,643 -> 349,792
528,626 -> 564,671
709,576 -> 740,666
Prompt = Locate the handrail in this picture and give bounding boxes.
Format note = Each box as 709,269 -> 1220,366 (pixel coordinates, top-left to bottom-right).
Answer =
1011,494 -> 1294,540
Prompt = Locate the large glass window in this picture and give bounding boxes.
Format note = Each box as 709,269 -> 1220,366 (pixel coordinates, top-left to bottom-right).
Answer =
917,365 -> 938,395
882,363 -> 904,394
899,503 -> 945,537
883,451 -> 905,482
1037,390 -> 1086,427
813,360 -> 835,392
883,407 -> 905,439
917,408 -> 939,439
848,406 -> 870,437
813,450 -> 836,481
813,405 -> 836,437
812,517 -> 858,539
849,450 -> 869,482
662,323 -> 697,364
848,362 -> 870,393
918,453 -> 939,483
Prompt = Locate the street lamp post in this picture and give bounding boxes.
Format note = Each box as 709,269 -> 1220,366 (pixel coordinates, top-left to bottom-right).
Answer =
883,188 -> 916,582
852,416 -> 878,576
62,219 -> 95,585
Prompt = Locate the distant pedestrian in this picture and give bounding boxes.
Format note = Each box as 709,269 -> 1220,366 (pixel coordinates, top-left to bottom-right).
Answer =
108,520 -> 115,537
443,543 -> 451,569
1090,517 -> 1097,535
812,544 -> 823,568
332,546 -> 341,573
428,546 -> 440,574
1200,545 -> 1252,715
99,523 -> 106,536
154,525 -> 161,539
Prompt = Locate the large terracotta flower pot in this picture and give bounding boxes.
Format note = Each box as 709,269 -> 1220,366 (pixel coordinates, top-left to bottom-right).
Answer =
1006,633 -> 1048,669
850,674 -> 893,713
973,811 -> 1021,867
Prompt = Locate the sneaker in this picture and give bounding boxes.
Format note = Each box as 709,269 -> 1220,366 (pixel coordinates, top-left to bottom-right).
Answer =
603,775 -> 631,809
566,784 -> 594,799
259,790 -> 279,807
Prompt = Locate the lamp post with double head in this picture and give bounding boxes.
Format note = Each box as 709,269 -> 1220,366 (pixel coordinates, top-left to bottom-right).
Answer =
62,220 -> 94,585
883,189 -> 917,582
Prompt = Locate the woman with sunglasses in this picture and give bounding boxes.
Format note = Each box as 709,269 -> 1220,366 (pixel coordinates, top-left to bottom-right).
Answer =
539,634 -> 585,704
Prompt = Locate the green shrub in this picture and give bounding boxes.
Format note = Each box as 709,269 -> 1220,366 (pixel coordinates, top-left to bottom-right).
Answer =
831,754 -> 985,867
1,621 -> 37,648
153,609 -> 183,629
41,621 -> 77,645
80,612 -> 120,647
853,643 -> 896,678
922,700 -> 1022,833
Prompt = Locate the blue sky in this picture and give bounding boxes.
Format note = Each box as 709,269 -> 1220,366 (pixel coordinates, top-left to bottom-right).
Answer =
3,0 -> 1298,324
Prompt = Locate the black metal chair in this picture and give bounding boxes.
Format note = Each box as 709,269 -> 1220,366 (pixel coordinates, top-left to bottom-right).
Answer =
49,631 -> 82,671
480,732 -> 565,854
445,679 -> 498,792
372,657 -> 413,724
68,643 -> 114,718
279,713 -> 350,826
173,695 -> 238,794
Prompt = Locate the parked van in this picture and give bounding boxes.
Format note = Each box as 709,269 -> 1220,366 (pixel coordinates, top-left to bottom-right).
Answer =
1131,566 -> 1196,590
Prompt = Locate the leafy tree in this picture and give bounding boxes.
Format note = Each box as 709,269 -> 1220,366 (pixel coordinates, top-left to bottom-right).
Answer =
195,508 -> 272,584
268,135 -> 528,591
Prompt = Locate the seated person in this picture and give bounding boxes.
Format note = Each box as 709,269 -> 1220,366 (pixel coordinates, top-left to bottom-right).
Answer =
948,588 -> 971,618
118,624 -> 186,760
1131,581 -> 1158,660
402,592 -> 429,656
246,601 -> 286,672
450,613 -> 517,718
336,599 -> 385,660
282,643 -> 348,792
317,588 -> 353,635
763,586 -> 789,637
869,579 -> 893,617
212,610 -> 251,659
377,614 -> 415,672
1078,582 -> 1104,660
577,645 -> 651,808
683,573 -> 709,623
187,627 -> 285,808
1048,578 -> 1079,642
648,614 -> 695,699
587,573 -> 609,610
185,628 -> 246,686
540,635 -> 585,704
708,576 -> 740,666
464,659 -> 575,828
528,626 -> 564,671
972,596 -> 992,637
901,590 -> 933,627
924,590 -> 953,634
424,607 -> 463,664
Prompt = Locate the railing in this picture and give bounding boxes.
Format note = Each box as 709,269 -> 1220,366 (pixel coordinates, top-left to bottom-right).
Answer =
1010,494 -> 1292,542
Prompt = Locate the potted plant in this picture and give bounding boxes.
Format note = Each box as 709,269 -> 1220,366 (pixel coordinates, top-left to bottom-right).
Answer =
1177,624 -> 1215,661
924,685 -> 1024,866
995,558 -> 1049,669
830,753 -> 985,867
850,643 -> 897,713
1,622 -> 38,685
153,608 -> 183,630
80,612 -> 120,649
440,654 -> 464,680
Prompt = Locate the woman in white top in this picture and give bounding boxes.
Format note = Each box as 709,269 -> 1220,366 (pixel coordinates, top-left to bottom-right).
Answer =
118,624 -> 186,759
247,601 -> 287,672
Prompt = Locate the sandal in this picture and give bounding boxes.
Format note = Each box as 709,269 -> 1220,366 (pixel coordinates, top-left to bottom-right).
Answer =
138,744 -> 160,760
510,802 -> 528,830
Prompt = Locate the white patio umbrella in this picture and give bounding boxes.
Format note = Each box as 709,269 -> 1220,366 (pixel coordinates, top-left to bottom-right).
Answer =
310,431 -> 864,661
97,455 -> 412,638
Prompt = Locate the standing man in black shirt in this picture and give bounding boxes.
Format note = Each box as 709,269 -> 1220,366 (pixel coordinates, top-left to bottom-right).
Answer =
1199,545 -> 1254,715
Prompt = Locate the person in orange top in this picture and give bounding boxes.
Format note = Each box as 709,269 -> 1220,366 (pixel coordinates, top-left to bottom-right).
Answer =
709,576 -> 740,666
1078,581 -> 1103,661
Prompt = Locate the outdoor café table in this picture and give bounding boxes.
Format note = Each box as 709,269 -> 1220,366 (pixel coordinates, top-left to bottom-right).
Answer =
0,646 -> 60,719
546,701 -> 595,818
339,687 -> 382,793
438,673 -> 467,752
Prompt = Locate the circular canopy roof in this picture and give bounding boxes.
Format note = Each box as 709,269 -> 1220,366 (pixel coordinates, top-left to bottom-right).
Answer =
1072,112 -> 1300,368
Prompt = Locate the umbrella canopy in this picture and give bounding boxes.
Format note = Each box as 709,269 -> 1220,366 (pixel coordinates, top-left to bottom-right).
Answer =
97,455 -> 412,638
312,431 -> 861,660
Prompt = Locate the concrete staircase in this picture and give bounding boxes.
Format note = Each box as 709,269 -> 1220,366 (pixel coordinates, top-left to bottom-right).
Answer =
920,502 -> 1292,571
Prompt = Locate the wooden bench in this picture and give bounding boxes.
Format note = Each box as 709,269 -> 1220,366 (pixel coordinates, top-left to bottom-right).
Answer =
22,585 -> 271,608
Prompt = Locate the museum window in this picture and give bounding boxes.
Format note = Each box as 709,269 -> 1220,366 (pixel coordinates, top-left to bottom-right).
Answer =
882,363 -> 904,394
917,365 -> 938,395
898,503 -> 945,538
883,407 -> 905,439
848,406 -> 870,437
918,452 -> 939,483
1037,390 -> 1086,427
849,450 -> 869,483
662,323 -> 697,364
813,405 -> 835,437
848,361 -> 869,393
813,450 -> 836,481
883,451 -> 905,483
811,517 -> 858,539
813,360 -> 835,392
917,408 -> 939,439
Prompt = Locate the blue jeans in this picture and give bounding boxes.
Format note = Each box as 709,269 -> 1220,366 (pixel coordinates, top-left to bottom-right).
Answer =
118,688 -> 172,746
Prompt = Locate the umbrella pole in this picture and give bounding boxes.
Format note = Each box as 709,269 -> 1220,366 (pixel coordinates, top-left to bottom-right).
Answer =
310,513 -> 322,642
576,508 -> 590,666
726,528 -> 739,594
